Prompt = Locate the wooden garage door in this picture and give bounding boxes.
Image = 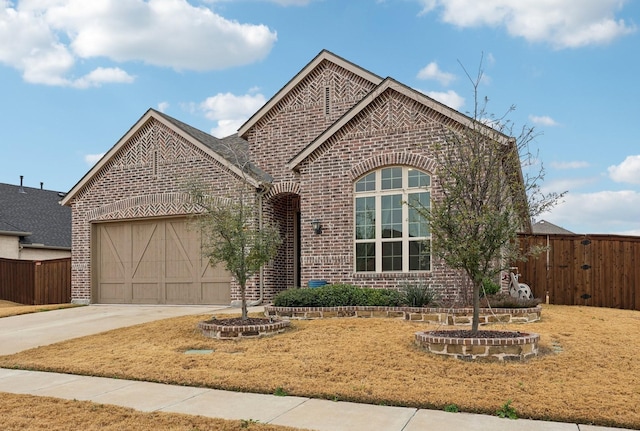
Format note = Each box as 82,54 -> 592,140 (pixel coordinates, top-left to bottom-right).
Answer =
94,218 -> 231,304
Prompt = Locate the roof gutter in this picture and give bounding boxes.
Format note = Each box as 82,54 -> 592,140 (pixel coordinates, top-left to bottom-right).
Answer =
20,244 -> 72,251
0,230 -> 32,237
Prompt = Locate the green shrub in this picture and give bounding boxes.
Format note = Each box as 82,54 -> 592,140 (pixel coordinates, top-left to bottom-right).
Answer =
481,278 -> 501,296
399,282 -> 439,307
480,292 -> 541,309
362,287 -> 404,307
444,404 -> 459,413
272,284 -> 404,307
496,399 -> 518,419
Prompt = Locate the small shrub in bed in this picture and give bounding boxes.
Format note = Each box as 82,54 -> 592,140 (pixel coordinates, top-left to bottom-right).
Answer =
479,292 -> 542,308
399,282 -> 440,307
481,278 -> 501,297
272,284 -> 404,307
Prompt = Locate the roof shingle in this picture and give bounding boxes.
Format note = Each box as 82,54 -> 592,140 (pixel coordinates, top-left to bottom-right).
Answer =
0,183 -> 71,248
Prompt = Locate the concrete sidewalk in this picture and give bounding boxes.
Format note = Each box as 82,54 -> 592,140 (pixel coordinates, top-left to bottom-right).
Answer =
0,368 -> 628,431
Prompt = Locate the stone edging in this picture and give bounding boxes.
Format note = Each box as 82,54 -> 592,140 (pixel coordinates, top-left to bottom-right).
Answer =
264,305 -> 541,325
198,319 -> 290,339
415,330 -> 540,361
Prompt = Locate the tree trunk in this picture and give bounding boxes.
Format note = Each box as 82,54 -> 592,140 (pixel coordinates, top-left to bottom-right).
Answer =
240,283 -> 248,320
471,282 -> 481,335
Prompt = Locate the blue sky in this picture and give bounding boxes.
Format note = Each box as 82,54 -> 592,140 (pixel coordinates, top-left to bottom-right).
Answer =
1,0 -> 639,235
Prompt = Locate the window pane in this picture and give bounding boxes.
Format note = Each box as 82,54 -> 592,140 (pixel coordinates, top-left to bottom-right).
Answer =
381,194 -> 402,238
382,242 -> 402,271
409,240 -> 430,271
381,167 -> 402,190
355,172 -> 376,192
408,192 -> 430,237
355,197 -> 375,240
408,169 -> 430,188
356,243 -> 376,272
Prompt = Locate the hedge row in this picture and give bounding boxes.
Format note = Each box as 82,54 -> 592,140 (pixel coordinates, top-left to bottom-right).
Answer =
272,284 -> 541,308
272,284 -> 405,308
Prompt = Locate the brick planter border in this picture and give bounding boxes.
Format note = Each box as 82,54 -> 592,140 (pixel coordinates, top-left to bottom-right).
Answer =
264,305 -> 541,325
415,330 -> 540,361
198,319 -> 291,340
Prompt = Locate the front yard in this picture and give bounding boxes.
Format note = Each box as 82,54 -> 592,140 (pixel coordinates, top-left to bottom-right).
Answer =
0,304 -> 638,429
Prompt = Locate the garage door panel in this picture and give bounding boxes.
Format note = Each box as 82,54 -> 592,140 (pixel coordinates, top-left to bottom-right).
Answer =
202,282 -> 231,304
95,218 -> 230,305
99,283 -> 126,304
132,283 -> 161,303
98,225 -> 127,280
166,283 -> 201,304
132,223 -> 163,280
165,221 -> 196,278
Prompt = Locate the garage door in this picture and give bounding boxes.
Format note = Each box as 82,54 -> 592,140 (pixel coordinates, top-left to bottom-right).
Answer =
94,218 -> 231,304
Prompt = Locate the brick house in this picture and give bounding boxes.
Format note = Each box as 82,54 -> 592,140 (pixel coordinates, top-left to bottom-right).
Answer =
61,50 -> 529,305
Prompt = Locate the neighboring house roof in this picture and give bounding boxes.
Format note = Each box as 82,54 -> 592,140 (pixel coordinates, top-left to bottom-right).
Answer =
61,109 -> 271,206
238,49 -> 384,137
0,182 -> 71,249
532,219 -> 575,235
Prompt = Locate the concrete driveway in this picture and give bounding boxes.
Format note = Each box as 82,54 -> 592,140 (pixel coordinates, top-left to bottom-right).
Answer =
0,304 -> 231,355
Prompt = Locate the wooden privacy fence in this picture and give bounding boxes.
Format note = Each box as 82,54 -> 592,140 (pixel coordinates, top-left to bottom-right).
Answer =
0,257 -> 71,305
517,234 -> 640,311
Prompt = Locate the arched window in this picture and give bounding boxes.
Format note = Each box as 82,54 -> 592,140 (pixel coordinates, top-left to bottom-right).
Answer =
354,166 -> 431,273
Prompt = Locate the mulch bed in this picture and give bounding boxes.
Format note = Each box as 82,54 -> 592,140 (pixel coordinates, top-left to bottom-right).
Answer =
429,330 -> 523,338
203,317 -> 273,326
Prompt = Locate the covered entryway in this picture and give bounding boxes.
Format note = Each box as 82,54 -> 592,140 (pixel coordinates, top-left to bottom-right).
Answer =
94,218 -> 231,304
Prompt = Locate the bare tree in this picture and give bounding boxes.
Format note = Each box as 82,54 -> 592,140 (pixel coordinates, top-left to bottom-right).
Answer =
187,140 -> 281,321
412,58 -> 563,334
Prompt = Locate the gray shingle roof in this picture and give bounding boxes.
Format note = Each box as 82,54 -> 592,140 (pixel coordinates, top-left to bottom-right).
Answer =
0,183 -> 71,248
531,219 -> 575,235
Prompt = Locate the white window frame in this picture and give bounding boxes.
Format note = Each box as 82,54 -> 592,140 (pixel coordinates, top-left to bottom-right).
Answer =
354,166 -> 431,273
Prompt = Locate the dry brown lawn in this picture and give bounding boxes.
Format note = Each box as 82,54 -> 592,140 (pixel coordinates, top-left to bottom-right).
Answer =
0,300 -> 79,318
0,304 -> 638,429
0,392 -> 306,431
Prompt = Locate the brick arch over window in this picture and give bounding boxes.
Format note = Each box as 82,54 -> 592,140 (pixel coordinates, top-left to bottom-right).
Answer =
348,153 -> 438,181
264,181 -> 301,200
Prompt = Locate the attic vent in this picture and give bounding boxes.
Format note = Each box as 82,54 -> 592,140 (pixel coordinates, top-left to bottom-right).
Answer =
324,86 -> 330,115
153,150 -> 158,176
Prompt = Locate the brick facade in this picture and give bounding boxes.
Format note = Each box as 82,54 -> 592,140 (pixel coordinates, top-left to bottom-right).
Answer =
67,116 -> 245,304
65,50 -> 517,305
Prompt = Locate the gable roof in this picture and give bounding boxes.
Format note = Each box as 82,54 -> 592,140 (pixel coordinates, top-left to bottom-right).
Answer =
61,109 -> 271,206
286,77 -> 513,170
238,49 -> 383,137
532,219 -> 576,235
0,183 -> 71,249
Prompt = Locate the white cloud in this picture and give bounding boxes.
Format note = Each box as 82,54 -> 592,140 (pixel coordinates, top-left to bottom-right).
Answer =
417,62 -> 456,86
84,152 -> 105,165
423,89 -> 465,110
418,0 -> 636,49
0,0 -> 277,86
72,67 -> 135,88
265,0 -> 314,5
157,101 -> 170,113
550,161 -> 590,170
542,190 -> 640,234
200,92 -> 267,137
529,115 -> 559,127
608,155 -> 640,184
